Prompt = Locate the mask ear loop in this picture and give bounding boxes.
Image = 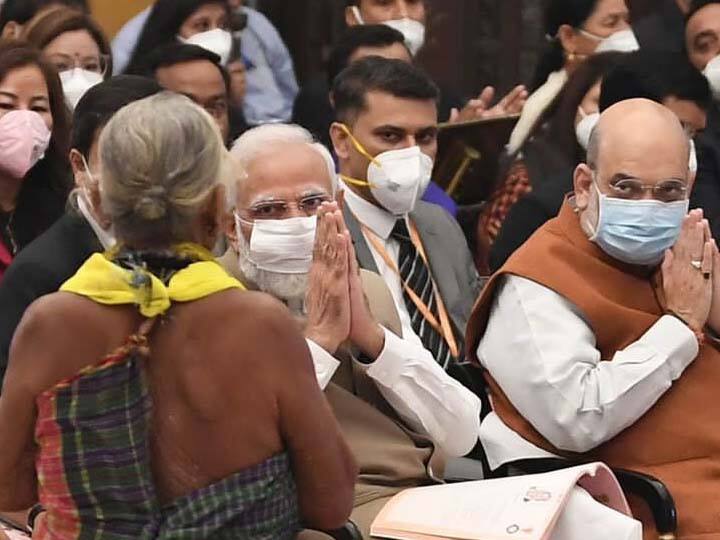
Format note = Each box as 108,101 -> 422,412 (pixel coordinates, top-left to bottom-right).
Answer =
233,210 -> 255,227
337,123 -> 380,188
351,6 -> 365,24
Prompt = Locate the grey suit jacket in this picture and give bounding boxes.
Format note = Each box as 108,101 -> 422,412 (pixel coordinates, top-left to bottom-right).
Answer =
343,201 -> 481,346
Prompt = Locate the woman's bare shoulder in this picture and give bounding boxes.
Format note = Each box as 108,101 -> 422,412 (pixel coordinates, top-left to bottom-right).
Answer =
192,289 -> 310,369
16,291 -> 104,338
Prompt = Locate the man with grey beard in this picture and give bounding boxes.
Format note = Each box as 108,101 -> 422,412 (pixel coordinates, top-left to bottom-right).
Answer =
219,123 -> 481,539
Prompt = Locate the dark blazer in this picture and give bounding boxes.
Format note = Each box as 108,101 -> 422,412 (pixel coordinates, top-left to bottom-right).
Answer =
0,212 -> 101,379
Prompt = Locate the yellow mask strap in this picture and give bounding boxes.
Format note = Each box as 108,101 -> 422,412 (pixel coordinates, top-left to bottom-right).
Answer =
338,123 -> 381,166
339,173 -> 372,188
338,124 -> 380,188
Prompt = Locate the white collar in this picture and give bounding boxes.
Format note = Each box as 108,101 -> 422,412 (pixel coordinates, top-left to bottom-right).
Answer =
77,195 -> 116,250
341,181 -> 399,240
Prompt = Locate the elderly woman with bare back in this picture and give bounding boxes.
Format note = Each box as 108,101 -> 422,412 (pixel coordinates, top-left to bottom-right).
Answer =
0,92 -> 356,539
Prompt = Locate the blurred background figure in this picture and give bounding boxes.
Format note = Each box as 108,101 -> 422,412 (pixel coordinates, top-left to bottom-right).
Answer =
508,0 -> 636,156
0,41 -> 70,279
479,51 -> 624,272
22,6 -> 112,109
114,0 -> 298,126
0,75 -> 162,377
0,0 -> 88,39
138,43 -> 246,145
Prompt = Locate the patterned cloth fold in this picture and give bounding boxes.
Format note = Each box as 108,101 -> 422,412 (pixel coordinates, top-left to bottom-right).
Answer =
34,333 -> 299,540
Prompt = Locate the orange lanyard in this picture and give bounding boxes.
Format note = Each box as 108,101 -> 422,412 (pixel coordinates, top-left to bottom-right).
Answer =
361,220 -> 460,359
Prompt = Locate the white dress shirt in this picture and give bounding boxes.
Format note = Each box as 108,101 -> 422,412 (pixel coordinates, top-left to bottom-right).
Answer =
307,325 -> 480,458
477,275 -> 699,470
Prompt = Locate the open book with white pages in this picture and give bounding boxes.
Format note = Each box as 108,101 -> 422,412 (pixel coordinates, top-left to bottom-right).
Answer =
370,462 -> 642,540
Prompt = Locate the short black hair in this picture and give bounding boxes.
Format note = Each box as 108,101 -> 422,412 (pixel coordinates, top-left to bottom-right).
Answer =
600,51 -> 711,112
137,43 -> 231,92
687,0 -> 720,22
332,56 -> 439,124
328,24 -> 407,84
71,75 -> 162,158
0,0 -> 88,29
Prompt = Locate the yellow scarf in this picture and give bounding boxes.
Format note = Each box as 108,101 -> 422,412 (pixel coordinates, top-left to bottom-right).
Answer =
61,243 -> 245,318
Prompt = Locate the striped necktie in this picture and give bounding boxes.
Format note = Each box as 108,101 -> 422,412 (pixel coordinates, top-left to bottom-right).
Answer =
391,219 -> 456,368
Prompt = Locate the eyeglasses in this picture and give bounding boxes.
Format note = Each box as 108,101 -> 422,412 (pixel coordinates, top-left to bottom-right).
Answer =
240,194 -> 333,221
605,178 -> 689,203
47,53 -> 110,76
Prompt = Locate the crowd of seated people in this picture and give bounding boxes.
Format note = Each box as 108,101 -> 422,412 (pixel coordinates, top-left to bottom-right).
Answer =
0,0 -> 719,539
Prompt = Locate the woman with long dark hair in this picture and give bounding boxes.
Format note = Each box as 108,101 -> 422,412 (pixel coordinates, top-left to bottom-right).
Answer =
475,52 -> 624,272
124,0 -> 233,75
0,40 -> 70,280
507,0 -> 634,156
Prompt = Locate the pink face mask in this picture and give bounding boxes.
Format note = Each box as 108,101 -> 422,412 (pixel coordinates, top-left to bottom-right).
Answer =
0,110 -> 51,179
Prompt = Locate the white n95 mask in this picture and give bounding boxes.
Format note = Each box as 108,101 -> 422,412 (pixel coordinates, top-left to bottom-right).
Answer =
704,55 -> 720,101
179,28 -> 233,65
60,68 -> 103,110
236,214 -> 317,274
339,125 -> 433,216
351,6 -> 426,56
366,146 -> 433,215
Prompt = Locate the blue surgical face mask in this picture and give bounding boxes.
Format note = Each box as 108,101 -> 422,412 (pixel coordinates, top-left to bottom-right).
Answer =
589,183 -> 689,266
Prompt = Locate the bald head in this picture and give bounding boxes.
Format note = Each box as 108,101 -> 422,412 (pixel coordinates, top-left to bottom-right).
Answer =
587,98 -> 689,173
575,99 -> 692,238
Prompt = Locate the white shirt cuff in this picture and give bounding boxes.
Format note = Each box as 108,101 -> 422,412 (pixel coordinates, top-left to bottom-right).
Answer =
641,315 -> 699,379
364,327 -> 409,383
305,338 -> 341,390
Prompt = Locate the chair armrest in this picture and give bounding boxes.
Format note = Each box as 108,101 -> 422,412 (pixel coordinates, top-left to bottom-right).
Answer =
444,456 -> 486,482
611,468 -> 677,538
499,458 -> 677,538
318,521 -> 362,540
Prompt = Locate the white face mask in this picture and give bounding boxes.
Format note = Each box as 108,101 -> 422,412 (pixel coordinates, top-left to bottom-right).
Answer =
579,28 -> 640,54
178,28 -> 233,65
704,55 -> 720,101
351,6 -> 426,56
236,214 -> 317,274
78,154 -> 115,249
60,68 -> 103,111
594,29 -> 640,53
234,217 -> 310,304
339,125 -> 433,215
575,107 -> 600,150
367,146 -> 433,215
689,138 -> 698,174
